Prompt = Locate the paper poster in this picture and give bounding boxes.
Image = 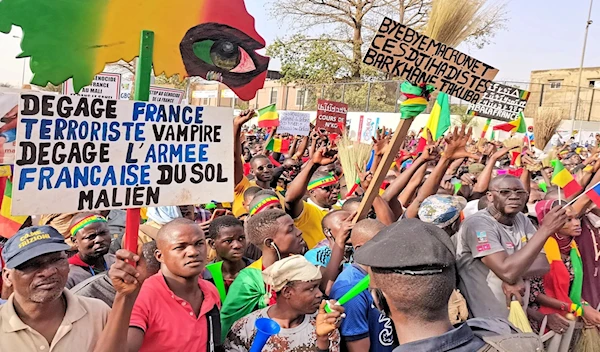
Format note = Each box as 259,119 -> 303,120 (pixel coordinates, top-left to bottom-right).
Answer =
12,93 -> 234,215
467,82 -> 530,122
63,73 -> 122,100
316,99 -> 348,133
363,18 -> 499,103
278,111 -> 310,136
356,115 -> 379,143
149,86 -> 185,104
0,93 -> 17,165
0,0 -> 269,100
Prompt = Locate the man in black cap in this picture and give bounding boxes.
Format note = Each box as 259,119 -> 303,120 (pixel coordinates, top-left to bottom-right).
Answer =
354,219 -> 543,352
0,226 -> 110,352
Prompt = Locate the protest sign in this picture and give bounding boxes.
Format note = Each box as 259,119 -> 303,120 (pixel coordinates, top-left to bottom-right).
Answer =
467,82 -> 530,122
150,86 -> 185,104
0,92 -> 17,165
62,72 -> 121,100
356,115 -> 380,143
363,18 -> 499,103
278,111 -> 310,136
316,99 -> 348,133
11,92 -> 234,215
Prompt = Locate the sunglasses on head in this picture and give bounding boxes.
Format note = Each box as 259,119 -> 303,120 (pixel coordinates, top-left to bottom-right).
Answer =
257,164 -> 274,172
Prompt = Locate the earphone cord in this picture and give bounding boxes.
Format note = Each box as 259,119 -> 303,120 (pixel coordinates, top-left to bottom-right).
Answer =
272,243 -> 282,261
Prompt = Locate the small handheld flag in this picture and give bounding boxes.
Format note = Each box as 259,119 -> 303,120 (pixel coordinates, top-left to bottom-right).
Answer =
265,138 -> 290,153
0,178 -> 29,238
257,104 -> 279,128
325,275 -> 370,313
551,160 -> 582,198
584,182 -> 600,208
493,112 -> 526,133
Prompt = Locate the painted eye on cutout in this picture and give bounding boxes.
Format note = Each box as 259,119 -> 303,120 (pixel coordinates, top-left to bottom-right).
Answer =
192,39 -> 256,73
180,23 -> 269,91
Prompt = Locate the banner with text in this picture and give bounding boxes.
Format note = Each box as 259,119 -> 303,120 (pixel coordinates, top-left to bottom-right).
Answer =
12,93 -> 234,215
0,92 -> 17,165
363,18 -> 499,103
63,72 -> 122,100
467,82 -> 530,122
150,86 -> 185,104
316,99 -> 348,133
278,111 -> 311,136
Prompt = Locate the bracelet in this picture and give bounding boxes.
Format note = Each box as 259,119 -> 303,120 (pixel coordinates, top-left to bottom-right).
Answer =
570,303 -> 584,317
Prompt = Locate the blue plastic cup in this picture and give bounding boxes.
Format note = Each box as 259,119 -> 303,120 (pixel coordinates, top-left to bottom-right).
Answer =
249,317 -> 281,352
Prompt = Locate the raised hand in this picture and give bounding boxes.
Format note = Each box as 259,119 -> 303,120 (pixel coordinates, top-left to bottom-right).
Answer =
539,205 -> 568,236
443,125 -> 479,160
234,109 -> 255,128
333,212 -> 356,248
316,300 -> 345,337
372,127 -> 391,156
312,147 -> 338,166
110,249 -> 144,296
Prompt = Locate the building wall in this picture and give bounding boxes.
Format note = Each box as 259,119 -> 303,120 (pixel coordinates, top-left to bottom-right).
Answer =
525,67 -> 600,122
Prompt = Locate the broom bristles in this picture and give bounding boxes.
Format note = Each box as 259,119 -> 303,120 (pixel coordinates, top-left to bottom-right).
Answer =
424,0 -> 504,46
533,107 -> 563,150
337,135 -> 372,191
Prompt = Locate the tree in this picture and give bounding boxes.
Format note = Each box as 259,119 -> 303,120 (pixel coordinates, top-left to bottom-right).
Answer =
268,0 -> 506,83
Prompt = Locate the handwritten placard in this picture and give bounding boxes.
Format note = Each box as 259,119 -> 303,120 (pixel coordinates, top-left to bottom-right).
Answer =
0,92 -> 18,165
467,82 -> 530,122
316,99 -> 348,133
12,93 -> 233,215
278,111 -> 310,136
363,18 -> 499,103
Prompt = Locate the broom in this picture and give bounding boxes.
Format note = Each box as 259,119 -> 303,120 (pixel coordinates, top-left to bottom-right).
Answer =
336,135 -> 372,198
533,107 -> 563,151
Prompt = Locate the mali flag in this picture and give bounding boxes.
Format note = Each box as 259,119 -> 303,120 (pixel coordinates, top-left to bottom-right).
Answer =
257,104 -> 279,128
551,160 -> 582,198
416,92 -> 451,153
493,112 -> 527,133
0,178 -> 29,238
266,138 -> 290,153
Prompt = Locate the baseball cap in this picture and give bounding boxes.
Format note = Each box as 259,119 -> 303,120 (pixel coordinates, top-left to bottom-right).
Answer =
354,218 -> 455,270
2,226 -> 71,269
418,195 -> 467,228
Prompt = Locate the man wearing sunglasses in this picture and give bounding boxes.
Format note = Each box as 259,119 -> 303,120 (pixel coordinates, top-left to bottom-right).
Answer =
455,175 -> 568,318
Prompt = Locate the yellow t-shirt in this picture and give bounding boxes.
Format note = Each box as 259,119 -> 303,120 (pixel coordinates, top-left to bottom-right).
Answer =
294,201 -> 328,249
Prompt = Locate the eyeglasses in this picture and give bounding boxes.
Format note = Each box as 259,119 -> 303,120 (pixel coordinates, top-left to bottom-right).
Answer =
322,185 -> 340,193
256,164 -> 274,172
490,189 -> 529,197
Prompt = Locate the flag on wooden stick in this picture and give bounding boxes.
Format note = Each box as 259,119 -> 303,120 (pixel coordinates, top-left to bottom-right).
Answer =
257,104 -> 279,128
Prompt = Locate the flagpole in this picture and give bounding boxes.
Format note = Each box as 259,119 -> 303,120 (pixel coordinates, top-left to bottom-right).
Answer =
570,0 -> 594,140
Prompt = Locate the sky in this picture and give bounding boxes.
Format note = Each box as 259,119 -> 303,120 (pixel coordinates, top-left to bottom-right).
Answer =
0,0 -> 598,87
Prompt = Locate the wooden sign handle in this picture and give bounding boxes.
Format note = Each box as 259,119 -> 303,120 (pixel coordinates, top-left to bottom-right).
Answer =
353,117 -> 414,223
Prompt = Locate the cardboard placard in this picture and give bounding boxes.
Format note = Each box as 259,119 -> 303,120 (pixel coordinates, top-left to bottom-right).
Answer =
363,18 -> 499,103
316,99 -> 348,133
0,92 -> 17,165
467,82 -> 530,122
62,72 -> 122,100
12,93 -> 234,215
278,111 -> 310,136
149,86 -> 185,104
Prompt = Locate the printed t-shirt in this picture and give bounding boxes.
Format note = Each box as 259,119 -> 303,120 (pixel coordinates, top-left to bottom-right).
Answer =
454,209 -> 537,318
129,273 -> 221,352
294,201 -> 328,249
0,289 -> 110,352
330,264 -> 397,352
224,307 -> 340,352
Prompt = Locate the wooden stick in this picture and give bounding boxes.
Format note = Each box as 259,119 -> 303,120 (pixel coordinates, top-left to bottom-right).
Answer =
353,118 -> 414,223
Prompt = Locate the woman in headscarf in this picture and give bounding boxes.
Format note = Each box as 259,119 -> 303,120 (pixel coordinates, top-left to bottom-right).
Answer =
122,206 -> 182,253
528,200 -> 600,334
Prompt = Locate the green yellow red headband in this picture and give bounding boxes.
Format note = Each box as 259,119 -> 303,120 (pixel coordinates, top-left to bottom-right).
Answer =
249,196 -> 280,216
307,175 -> 337,191
69,215 -> 107,237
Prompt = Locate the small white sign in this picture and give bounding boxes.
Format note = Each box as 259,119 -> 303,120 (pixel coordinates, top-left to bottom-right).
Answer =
62,72 -> 121,100
150,86 -> 185,104
278,111 -> 311,136
192,90 -> 218,99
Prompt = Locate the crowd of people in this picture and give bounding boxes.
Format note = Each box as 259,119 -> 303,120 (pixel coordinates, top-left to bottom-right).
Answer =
1,108 -> 600,352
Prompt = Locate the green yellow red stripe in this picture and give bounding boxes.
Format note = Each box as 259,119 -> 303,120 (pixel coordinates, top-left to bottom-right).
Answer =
307,176 -> 337,191
69,215 -> 107,237
249,196 -> 280,216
